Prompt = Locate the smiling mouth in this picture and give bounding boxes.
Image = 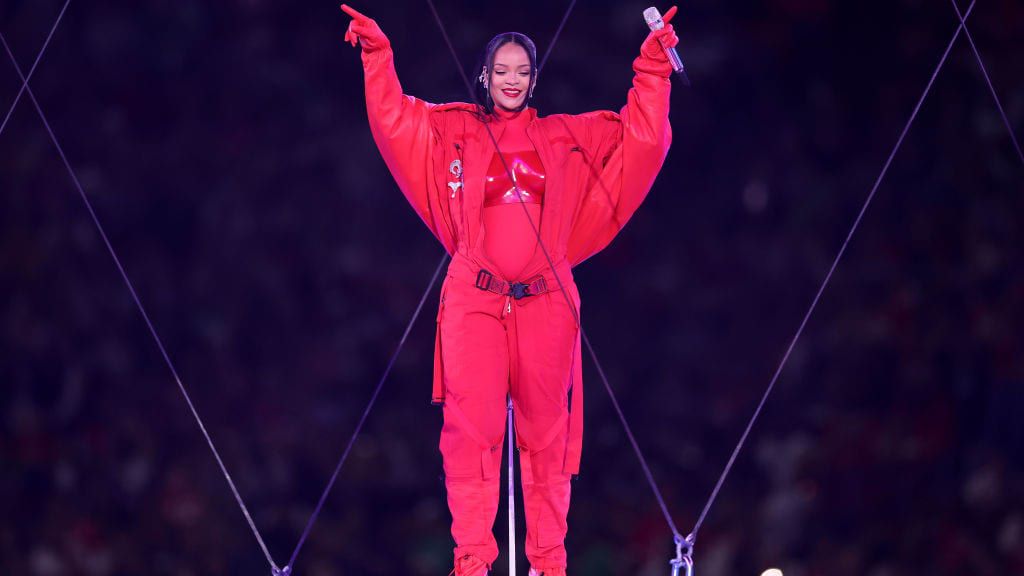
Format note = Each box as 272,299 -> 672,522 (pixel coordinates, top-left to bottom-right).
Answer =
502,89 -> 522,97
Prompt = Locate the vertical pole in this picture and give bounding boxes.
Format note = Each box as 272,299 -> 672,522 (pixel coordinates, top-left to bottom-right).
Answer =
507,395 -> 517,575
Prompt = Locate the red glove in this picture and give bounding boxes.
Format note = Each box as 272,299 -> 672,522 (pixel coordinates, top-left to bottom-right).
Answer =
638,6 -> 680,76
341,4 -> 391,52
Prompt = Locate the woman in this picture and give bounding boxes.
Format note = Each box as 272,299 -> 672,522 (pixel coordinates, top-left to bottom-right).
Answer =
341,4 -> 677,575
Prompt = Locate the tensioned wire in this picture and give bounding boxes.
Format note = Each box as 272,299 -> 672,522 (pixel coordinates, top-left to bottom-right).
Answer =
0,0 -> 69,137
282,252 -> 448,571
0,1 -> 585,573
948,0 -> 1024,166
9,0 -> 1023,571
424,0 -> 1009,560
690,0 -> 1024,542
0,17 -> 284,573
687,0 -> 983,541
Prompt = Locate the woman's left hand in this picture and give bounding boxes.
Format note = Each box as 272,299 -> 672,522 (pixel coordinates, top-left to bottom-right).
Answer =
640,6 -> 679,62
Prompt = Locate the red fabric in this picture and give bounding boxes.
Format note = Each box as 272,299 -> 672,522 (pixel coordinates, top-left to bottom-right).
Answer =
355,19 -> 672,570
481,204 -> 541,281
483,150 -> 545,207
489,105 -> 534,148
437,255 -> 577,568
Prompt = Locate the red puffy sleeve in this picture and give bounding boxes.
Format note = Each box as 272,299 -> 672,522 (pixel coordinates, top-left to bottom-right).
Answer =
564,48 -> 673,267
359,46 -> 455,253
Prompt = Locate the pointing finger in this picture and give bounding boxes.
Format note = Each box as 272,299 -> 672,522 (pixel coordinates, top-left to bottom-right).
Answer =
340,4 -> 368,21
662,5 -> 678,24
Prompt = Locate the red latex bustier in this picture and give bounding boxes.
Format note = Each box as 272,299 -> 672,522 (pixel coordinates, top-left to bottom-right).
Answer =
483,150 -> 546,207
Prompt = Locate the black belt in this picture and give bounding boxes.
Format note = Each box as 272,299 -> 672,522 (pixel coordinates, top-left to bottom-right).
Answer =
475,268 -> 548,300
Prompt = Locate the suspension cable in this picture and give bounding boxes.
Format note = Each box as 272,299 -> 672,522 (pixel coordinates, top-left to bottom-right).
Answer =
9,0 -> 1011,572
688,0 -> 978,543
0,28 -> 282,573
948,0 -> 1024,166
0,0 -> 70,138
284,253 -> 449,570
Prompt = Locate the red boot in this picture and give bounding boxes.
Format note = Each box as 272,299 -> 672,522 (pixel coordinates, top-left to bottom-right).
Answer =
449,554 -> 490,576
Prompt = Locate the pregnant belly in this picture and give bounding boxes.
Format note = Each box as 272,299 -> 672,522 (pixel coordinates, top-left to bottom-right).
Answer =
482,203 -> 542,281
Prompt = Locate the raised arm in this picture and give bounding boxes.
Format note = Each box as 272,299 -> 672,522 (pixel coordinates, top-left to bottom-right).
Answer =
343,4 -> 442,240
565,6 -> 678,266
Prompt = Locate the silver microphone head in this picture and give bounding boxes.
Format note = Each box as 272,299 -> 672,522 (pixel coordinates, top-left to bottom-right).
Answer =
643,7 -> 665,30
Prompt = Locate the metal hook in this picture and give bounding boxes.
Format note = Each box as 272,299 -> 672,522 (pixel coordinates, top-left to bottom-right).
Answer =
669,533 -> 695,576
670,554 -> 694,576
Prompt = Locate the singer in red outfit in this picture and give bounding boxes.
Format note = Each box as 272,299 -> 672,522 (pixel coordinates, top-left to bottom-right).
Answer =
342,4 -> 677,575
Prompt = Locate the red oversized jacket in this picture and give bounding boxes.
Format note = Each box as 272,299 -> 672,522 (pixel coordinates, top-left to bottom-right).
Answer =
358,43 -> 672,472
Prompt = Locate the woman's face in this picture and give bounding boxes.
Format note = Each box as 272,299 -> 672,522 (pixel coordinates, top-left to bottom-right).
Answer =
488,42 -> 532,112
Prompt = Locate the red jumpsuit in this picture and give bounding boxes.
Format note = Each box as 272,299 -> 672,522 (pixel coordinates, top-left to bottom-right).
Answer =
357,37 -> 673,574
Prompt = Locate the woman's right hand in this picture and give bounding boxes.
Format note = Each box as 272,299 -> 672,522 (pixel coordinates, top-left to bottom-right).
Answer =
640,6 -> 679,61
341,4 -> 391,52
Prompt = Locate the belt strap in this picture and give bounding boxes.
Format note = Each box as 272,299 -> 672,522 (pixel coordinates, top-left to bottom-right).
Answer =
474,268 -> 548,299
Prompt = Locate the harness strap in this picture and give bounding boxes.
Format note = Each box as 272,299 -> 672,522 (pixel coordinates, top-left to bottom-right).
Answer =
475,268 -> 548,299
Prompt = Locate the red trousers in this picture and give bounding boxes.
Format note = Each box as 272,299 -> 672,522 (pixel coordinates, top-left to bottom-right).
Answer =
436,255 -> 581,571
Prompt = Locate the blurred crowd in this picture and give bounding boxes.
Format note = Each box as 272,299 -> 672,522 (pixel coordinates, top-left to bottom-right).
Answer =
2,0 -> 1022,574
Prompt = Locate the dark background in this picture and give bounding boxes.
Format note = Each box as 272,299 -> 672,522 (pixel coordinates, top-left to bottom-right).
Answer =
2,0 -> 1022,574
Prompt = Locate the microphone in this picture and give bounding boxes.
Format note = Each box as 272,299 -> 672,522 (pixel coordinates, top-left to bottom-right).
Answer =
643,7 -> 691,86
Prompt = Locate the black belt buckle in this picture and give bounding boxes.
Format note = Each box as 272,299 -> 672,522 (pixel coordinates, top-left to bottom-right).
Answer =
475,269 -> 494,291
510,282 -> 530,300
